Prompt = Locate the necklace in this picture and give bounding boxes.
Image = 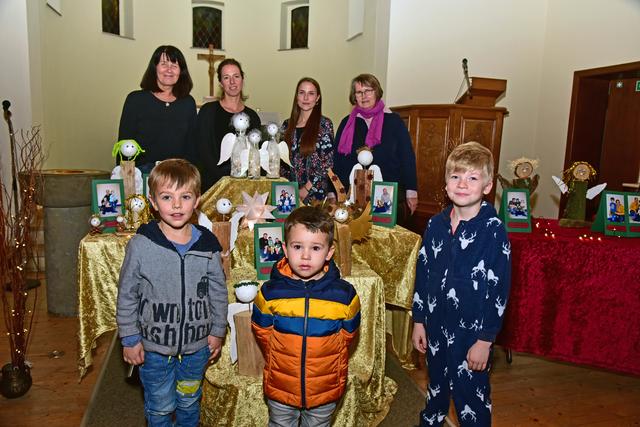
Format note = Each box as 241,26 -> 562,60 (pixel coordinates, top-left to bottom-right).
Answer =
165,102 -> 170,107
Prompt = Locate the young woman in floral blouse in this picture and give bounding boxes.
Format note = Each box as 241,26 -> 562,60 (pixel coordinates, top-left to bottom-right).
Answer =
280,77 -> 335,204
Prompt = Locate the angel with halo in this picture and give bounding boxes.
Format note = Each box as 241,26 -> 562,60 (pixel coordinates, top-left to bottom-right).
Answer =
498,157 -> 540,194
552,161 -> 606,227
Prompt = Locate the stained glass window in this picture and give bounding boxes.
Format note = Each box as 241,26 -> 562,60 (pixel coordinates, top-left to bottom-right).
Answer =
290,6 -> 309,49
193,6 -> 222,49
102,0 -> 120,36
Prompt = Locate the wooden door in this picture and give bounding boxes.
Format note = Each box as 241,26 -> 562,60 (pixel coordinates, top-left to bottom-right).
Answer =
599,78 -> 640,190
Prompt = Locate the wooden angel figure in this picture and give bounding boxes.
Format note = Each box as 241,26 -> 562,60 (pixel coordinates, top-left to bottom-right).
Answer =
552,161 -> 606,227
111,139 -> 145,198
348,147 -> 382,208
497,157 -> 540,194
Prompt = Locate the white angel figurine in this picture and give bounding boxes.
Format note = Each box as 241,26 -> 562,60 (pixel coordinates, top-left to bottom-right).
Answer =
552,161 -> 606,227
348,147 -> 382,204
259,122 -> 291,178
218,112 -> 251,178
247,129 -> 262,179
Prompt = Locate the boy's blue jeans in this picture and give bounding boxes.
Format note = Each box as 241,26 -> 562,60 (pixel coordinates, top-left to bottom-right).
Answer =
139,346 -> 210,427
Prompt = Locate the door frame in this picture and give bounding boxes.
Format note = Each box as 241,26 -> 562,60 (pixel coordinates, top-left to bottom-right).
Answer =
562,60 -> 640,217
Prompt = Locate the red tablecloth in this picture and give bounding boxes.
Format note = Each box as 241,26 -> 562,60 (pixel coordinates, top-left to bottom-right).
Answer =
496,219 -> 640,376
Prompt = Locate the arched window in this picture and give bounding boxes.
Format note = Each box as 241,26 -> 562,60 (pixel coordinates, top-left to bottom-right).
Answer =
101,0 -> 133,38
193,5 -> 223,49
101,0 -> 119,35
290,6 -> 308,49
280,1 -> 309,50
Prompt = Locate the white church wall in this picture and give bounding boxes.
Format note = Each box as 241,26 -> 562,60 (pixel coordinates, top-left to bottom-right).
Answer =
0,0 -> 34,193
385,0 -> 548,212
34,0 -> 385,171
385,0 -> 640,218
534,0 -> 640,219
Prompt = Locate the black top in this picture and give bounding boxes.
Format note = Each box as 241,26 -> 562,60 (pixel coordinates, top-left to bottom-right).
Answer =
118,90 -> 197,171
193,101 -> 261,192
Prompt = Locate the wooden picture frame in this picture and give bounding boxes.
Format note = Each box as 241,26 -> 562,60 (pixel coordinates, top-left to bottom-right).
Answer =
370,181 -> 398,227
254,222 -> 285,280
592,191 -> 640,237
499,188 -> 532,233
91,179 -> 125,233
270,182 -> 299,220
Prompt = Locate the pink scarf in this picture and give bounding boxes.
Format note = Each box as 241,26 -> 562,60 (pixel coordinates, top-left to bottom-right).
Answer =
337,99 -> 385,155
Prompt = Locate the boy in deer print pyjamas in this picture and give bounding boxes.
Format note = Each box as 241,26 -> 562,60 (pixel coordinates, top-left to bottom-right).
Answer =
412,142 -> 511,426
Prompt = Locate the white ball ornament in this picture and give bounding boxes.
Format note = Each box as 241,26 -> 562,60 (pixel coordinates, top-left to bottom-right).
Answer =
116,215 -> 125,224
120,140 -> 138,159
129,196 -> 146,212
216,198 -> 233,215
266,122 -> 279,137
234,281 -> 259,303
334,208 -> 349,223
357,149 -> 374,167
248,129 -> 262,144
232,112 -> 251,133
89,216 -> 101,227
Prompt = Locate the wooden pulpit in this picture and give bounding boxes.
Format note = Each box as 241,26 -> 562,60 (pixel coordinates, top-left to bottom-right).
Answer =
392,77 -> 508,233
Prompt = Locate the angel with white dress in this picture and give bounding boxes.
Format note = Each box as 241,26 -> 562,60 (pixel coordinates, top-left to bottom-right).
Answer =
552,161 -> 606,227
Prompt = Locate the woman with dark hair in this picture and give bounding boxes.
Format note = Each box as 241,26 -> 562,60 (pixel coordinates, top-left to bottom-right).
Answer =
333,73 -> 418,225
118,45 -> 197,173
280,77 -> 335,204
194,58 -> 261,192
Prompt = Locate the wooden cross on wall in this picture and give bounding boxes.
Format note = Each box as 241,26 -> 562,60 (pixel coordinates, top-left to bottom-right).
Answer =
197,44 -> 225,97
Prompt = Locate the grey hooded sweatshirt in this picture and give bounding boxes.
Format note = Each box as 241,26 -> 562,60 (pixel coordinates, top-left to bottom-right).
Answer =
116,221 -> 228,356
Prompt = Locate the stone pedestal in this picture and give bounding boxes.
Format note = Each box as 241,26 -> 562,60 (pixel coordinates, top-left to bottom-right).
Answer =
39,169 -> 110,316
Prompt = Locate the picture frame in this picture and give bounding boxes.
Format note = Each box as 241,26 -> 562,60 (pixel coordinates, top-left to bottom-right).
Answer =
91,179 -> 125,233
270,182 -> 299,220
370,181 -> 398,227
254,222 -> 285,280
592,191 -> 640,237
499,188 -> 532,233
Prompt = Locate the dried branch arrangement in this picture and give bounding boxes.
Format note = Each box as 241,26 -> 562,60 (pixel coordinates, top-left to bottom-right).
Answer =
1,126 -> 44,369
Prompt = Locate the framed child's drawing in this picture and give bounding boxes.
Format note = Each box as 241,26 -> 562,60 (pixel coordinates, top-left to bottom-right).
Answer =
592,191 -> 640,237
370,181 -> 398,227
254,222 -> 285,279
271,182 -> 299,220
499,188 -> 532,232
91,179 -> 125,232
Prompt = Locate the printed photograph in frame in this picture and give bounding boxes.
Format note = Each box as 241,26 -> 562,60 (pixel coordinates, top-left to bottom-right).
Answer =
370,181 -> 398,227
254,222 -> 285,280
271,182 -> 299,220
499,188 -> 532,233
91,179 -> 125,232
593,191 -> 640,237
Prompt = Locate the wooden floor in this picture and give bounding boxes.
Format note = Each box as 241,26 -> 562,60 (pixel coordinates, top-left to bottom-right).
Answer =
1,281 -> 640,426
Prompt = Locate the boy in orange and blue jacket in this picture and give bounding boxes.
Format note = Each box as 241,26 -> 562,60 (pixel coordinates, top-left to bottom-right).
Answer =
251,206 -> 360,426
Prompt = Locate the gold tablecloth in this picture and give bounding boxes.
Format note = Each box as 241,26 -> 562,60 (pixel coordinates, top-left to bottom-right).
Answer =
77,175 -> 419,391
199,176 -> 287,219
201,264 -> 396,426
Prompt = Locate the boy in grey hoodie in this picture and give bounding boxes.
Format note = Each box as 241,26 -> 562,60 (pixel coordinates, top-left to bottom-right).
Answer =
116,158 -> 228,427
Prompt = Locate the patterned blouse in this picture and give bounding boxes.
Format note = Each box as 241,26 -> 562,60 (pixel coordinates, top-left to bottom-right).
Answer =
280,116 -> 335,203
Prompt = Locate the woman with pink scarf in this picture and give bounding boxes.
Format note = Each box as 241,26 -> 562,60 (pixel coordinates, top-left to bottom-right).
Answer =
333,74 -> 418,226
